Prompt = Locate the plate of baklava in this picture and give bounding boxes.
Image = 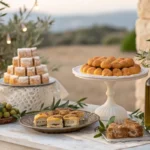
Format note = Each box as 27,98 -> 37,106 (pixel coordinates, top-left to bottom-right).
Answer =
102,118 -> 150,142
72,56 -> 149,81
19,108 -> 100,133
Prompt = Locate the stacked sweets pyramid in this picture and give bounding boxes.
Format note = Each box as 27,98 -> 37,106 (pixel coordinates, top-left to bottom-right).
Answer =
4,47 -> 50,86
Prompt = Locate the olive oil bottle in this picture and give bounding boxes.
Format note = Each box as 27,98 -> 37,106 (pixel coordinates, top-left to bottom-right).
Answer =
145,78 -> 150,127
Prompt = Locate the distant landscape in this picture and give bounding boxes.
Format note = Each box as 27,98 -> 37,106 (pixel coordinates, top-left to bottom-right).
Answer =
5,10 -> 137,32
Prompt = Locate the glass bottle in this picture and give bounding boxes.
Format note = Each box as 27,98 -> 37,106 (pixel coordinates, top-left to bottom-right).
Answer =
145,78 -> 150,127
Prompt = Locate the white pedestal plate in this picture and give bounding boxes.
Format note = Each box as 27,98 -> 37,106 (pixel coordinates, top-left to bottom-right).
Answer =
72,65 -> 149,123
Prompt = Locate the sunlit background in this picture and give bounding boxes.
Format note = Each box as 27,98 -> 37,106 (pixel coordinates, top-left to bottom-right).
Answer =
6,0 -> 137,14
1,0 -> 139,111
5,0 -> 138,32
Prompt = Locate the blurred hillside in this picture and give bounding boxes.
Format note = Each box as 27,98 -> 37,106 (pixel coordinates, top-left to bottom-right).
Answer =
40,25 -> 128,47
5,11 -> 137,32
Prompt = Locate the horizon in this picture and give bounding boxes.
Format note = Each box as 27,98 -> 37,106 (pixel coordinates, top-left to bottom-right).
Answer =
5,0 -> 138,16
5,9 -> 137,17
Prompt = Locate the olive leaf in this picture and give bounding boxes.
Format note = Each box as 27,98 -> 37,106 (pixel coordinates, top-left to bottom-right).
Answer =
130,108 -> 140,116
129,109 -> 144,124
106,116 -> 115,128
20,110 -> 27,117
94,116 -> 116,138
54,99 -> 61,109
0,104 -> 4,112
50,97 -> 56,110
94,133 -> 102,138
20,97 -> 88,117
40,103 -> 44,110
58,100 -> 69,108
99,120 -> 105,130
12,114 -> 20,120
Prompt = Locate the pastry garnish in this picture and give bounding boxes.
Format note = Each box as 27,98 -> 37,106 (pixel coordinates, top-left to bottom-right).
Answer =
20,97 -> 87,118
94,116 -> 115,138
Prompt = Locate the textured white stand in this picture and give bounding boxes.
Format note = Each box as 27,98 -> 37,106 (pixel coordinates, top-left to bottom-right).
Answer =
95,81 -> 127,122
72,65 -> 149,122
0,77 -> 68,112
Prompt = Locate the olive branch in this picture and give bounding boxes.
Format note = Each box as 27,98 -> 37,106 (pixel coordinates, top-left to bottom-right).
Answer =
94,116 -> 115,138
17,97 -> 87,119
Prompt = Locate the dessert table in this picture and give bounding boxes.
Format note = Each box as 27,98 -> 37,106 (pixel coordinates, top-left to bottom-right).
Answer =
0,103 -> 150,150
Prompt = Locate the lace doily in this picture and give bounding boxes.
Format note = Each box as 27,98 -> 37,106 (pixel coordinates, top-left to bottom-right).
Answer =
0,78 -> 68,112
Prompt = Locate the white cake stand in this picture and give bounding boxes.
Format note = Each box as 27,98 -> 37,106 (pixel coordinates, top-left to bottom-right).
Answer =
72,65 -> 149,123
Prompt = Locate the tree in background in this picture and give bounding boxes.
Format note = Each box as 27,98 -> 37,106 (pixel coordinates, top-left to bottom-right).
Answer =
0,0 -> 53,72
121,30 -> 136,52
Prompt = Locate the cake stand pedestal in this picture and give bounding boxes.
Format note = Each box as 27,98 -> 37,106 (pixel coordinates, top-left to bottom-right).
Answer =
72,65 -> 149,123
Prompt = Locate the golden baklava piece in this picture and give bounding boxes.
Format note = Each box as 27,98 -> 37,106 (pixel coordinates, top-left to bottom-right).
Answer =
55,108 -> 72,116
124,119 -> 143,138
33,113 -> 48,126
69,110 -> 85,120
63,114 -> 79,127
106,123 -> 128,139
47,115 -> 63,128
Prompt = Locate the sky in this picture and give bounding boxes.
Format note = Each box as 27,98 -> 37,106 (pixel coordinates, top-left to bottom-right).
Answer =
5,0 -> 138,16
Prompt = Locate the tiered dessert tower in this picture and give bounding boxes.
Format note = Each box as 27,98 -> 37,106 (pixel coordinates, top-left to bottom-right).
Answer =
4,47 -> 50,86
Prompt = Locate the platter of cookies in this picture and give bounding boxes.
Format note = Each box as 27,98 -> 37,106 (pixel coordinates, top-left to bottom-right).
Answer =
72,56 -> 148,81
20,108 -> 100,133
2,47 -> 53,87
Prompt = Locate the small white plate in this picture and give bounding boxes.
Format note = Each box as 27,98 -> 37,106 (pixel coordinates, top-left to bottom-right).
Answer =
102,131 -> 150,142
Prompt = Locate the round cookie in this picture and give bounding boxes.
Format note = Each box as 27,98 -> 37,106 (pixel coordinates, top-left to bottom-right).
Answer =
101,60 -> 112,69
111,61 -> 122,69
102,69 -> 112,76
94,68 -> 102,75
92,59 -> 101,67
112,68 -> 122,76
87,58 -> 94,66
119,60 -> 128,68
122,68 -> 132,76
106,56 -> 116,62
87,67 -> 96,74
82,65 -> 91,73
129,64 -> 141,75
80,64 -> 88,72
125,58 -> 134,67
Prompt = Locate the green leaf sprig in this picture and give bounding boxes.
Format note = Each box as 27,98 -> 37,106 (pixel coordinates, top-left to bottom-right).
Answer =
135,50 -> 150,68
94,116 -> 115,138
129,109 -> 144,125
129,109 -> 150,133
21,97 -> 87,117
